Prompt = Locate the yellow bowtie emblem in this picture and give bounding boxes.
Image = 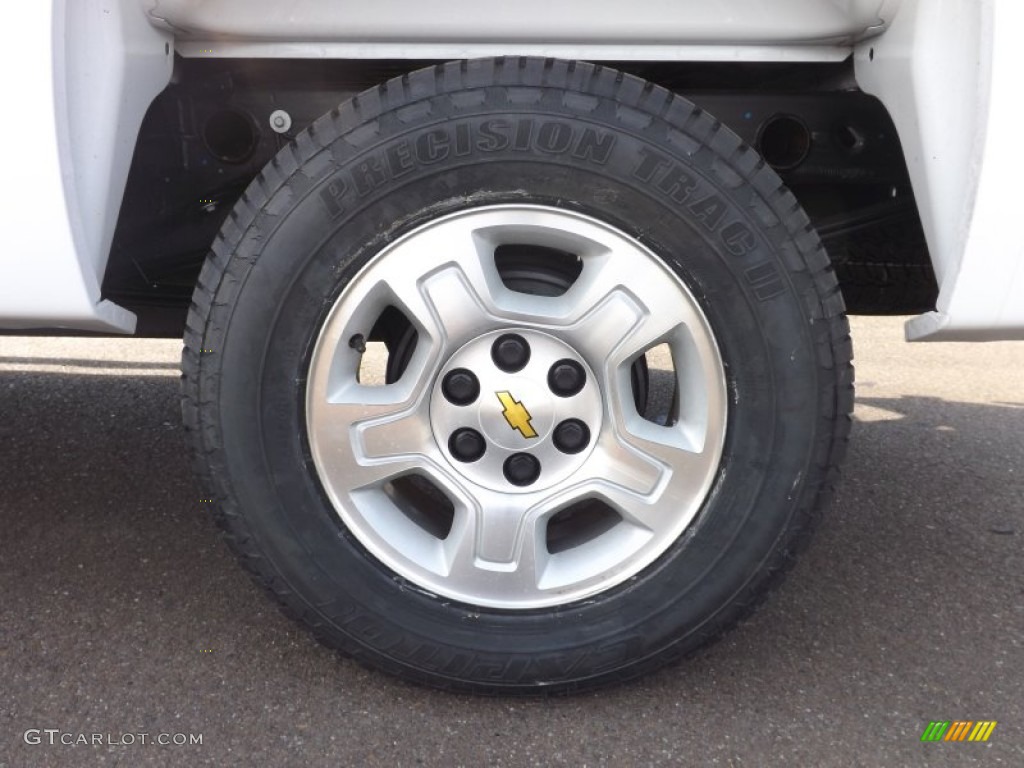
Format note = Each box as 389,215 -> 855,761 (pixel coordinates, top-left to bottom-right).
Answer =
496,391 -> 537,439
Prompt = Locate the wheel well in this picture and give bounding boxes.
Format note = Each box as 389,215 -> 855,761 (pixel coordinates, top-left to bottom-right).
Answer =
103,56 -> 935,336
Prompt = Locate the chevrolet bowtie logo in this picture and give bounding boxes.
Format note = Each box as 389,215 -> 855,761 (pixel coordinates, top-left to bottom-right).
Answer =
496,391 -> 537,439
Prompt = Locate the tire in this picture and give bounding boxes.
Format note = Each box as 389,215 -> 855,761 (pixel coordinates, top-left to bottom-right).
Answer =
182,57 -> 853,695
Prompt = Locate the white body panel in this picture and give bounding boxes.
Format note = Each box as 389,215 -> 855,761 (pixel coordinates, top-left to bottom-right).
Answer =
151,0 -> 892,46
0,0 -> 170,333
855,0 -> 1024,340
0,0 -> 1019,339
158,0 -> 890,63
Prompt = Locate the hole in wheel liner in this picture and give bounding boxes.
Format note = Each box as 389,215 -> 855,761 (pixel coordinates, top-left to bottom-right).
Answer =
757,114 -> 812,171
202,109 -> 259,164
633,343 -> 679,426
546,500 -> 621,554
356,305 -> 419,386
833,123 -> 865,154
494,244 -> 583,296
382,475 -> 455,540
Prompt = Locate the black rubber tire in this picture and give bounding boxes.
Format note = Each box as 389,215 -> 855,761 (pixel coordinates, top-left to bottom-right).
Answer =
181,57 -> 853,695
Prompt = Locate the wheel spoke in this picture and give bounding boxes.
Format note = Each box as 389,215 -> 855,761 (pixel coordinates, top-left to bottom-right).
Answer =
556,255 -> 703,369
592,429 -> 670,497
444,492 -> 546,587
314,397 -> 440,486
381,224 -> 504,348
569,288 -> 669,366
357,409 -> 432,460
566,419 -> 713,534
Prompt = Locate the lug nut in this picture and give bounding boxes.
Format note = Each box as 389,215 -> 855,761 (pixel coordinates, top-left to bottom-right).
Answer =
491,333 -> 531,373
548,359 -> 586,397
442,368 -> 480,406
553,419 -> 591,454
503,453 -> 541,486
449,428 -> 486,463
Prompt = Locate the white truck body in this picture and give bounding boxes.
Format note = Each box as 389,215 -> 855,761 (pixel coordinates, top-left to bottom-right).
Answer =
0,0 -> 1020,339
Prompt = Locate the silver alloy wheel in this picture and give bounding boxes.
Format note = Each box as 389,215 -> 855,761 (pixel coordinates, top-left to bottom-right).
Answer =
306,205 -> 727,609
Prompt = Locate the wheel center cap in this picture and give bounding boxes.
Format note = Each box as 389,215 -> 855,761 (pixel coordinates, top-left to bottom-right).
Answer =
496,390 -> 536,438
430,329 -> 602,493
484,379 -> 551,449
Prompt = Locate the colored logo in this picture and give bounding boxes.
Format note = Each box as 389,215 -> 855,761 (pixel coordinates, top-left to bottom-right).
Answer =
496,391 -> 537,438
920,721 -> 997,742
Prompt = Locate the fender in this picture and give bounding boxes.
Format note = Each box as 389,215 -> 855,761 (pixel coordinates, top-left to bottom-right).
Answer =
0,1 -> 170,332
856,0 -> 1024,340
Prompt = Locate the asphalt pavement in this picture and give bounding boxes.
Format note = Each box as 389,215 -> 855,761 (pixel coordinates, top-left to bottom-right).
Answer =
1,316 -> 1022,767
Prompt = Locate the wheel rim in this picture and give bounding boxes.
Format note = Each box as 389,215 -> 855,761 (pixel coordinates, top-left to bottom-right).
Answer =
306,204 -> 727,609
